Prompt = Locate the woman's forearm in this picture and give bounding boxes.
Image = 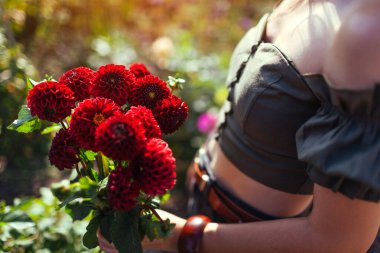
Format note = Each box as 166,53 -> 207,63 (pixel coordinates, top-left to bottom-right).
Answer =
201,217 -> 361,253
199,185 -> 380,253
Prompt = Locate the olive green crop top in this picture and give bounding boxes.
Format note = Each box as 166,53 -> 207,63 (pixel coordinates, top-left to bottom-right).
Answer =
216,14 -> 380,202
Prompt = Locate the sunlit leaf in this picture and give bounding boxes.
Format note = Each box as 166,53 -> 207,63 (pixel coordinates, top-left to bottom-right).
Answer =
26,78 -> 39,89
7,105 -> 41,133
41,124 -> 62,135
83,150 -> 97,161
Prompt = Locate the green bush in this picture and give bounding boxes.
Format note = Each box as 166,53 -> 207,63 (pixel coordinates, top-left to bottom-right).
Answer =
0,187 -> 98,253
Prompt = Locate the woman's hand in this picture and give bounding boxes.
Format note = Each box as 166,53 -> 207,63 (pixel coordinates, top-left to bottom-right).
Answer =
97,209 -> 186,253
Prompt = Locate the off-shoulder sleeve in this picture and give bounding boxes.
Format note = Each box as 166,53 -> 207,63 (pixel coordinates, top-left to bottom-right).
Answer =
296,81 -> 380,202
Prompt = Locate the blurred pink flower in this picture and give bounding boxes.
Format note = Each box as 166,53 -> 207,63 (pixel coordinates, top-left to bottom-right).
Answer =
197,112 -> 218,134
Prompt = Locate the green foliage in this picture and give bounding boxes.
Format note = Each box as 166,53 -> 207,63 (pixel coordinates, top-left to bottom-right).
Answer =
7,105 -> 41,133
0,188 -> 99,252
41,124 -> 62,135
83,215 -> 101,249
26,78 -> 39,89
110,209 -> 142,253
140,212 -> 175,242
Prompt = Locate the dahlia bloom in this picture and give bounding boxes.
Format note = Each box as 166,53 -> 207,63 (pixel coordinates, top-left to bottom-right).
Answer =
129,75 -> 171,109
27,81 -> 75,123
48,129 -> 80,170
59,66 -> 95,101
95,114 -> 147,161
92,64 -> 135,106
153,95 -> 188,134
129,63 -> 151,79
70,97 -> 121,151
107,166 -> 140,211
125,106 -> 162,139
132,138 -> 176,195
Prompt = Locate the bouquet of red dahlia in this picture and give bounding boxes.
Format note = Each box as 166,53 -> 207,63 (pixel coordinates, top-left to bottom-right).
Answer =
8,63 -> 188,253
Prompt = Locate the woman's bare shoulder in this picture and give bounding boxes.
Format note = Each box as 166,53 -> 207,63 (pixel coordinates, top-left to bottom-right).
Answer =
323,1 -> 380,89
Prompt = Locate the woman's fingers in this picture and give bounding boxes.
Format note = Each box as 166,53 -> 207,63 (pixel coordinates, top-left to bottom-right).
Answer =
97,229 -> 119,253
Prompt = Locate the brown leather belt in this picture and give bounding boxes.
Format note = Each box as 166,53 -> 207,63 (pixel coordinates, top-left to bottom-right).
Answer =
192,153 -> 262,223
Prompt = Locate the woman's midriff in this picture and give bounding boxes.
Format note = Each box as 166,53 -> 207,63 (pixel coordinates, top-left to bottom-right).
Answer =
206,138 -> 313,217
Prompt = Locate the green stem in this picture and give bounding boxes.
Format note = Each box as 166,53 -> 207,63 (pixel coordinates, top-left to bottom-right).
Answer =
79,149 -> 89,163
74,152 -> 87,177
97,152 -> 105,179
142,204 -> 168,231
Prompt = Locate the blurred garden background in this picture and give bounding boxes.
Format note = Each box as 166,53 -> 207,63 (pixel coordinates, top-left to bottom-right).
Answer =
0,0 -> 275,251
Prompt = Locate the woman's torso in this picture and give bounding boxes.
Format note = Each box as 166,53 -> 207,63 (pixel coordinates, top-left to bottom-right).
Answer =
206,0 -> 346,217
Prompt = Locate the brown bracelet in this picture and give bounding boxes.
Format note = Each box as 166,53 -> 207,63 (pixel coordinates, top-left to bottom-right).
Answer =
178,215 -> 211,253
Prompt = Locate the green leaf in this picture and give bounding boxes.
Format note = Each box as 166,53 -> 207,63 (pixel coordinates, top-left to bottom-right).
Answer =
98,177 -> 109,192
83,150 -> 97,161
83,215 -> 101,249
111,209 -> 142,253
159,192 -> 171,204
41,124 -> 62,134
65,201 -> 93,221
7,105 -> 41,133
51,180 -> 71,201
87,168 -> 99,183
26,78 -> 39,89
0,210 -> 33,222
100,214 -> 113,243
140,212 -> 175,241
58,194 -> 80,208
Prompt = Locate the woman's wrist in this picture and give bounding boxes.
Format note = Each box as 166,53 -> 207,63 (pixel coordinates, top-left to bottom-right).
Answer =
178,215 -> 211,253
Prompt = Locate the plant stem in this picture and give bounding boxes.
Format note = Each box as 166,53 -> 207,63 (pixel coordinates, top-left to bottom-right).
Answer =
142,204 -> 168,231
97,152 -> 105,179
79,149 -> 89,163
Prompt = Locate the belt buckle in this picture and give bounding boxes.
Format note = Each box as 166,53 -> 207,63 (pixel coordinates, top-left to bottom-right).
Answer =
199,173 -> 210,192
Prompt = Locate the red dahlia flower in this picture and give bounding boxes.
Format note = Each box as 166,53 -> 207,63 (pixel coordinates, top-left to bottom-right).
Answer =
129,63 -> 151,79
132,138 -> 176,195
48,129 -> 80,170
107,166 -> 140,211
92,64 -> 135,106
59,66 -> 95,101
27,81 -> 75,123
95,114 -> 147,161
129,75 -> 171,109
125,106 -> 162,138
153,95 -> 189,134
70,97 -> 121,151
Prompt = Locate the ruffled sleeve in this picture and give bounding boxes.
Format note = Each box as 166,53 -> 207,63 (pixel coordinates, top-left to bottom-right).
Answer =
296,76 -> 380,202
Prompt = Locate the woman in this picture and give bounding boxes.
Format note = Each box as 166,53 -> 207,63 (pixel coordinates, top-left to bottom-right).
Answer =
99,0 -> 380,252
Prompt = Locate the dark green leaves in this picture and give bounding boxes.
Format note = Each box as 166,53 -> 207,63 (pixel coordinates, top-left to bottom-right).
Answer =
140,212 -> 175,241
7,105 -> 41,133
110,209 -> 142,253
83,215 -> 101,249
0,210 -> 33,223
